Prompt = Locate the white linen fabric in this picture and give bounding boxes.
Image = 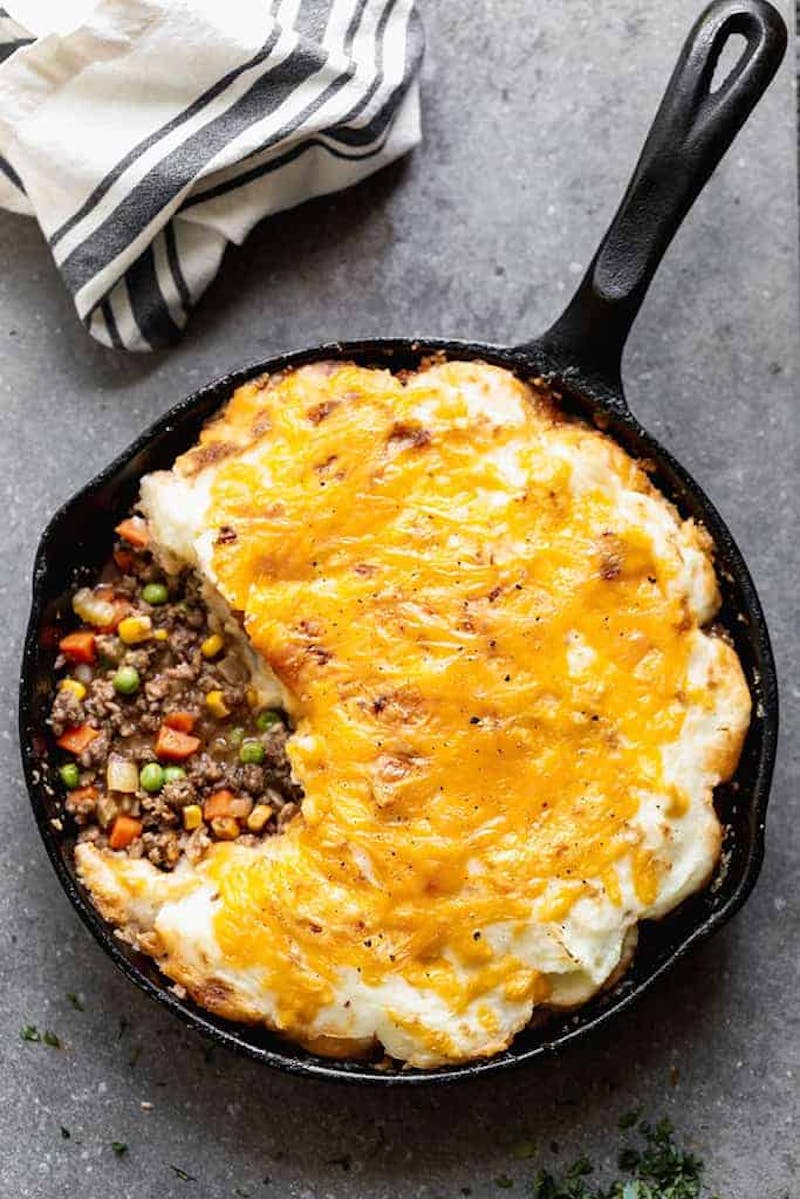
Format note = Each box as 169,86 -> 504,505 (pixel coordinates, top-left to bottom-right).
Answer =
0,0 -> 423,349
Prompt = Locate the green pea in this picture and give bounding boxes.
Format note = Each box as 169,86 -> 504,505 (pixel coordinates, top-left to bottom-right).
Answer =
141,582 -> 169,606
112,665 -> 140,695
228,726 -> 245,747
163,766 -> 186,784
140,762 -> 165,793
255,709 -> 282,732
239,739 -> 266,765
59,762 -> 80,790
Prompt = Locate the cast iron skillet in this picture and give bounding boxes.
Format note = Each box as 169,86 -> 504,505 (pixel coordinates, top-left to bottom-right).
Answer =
20,0 -> 785,1084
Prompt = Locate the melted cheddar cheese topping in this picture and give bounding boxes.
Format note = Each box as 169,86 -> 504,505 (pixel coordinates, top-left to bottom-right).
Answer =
77,359 -> 751,1067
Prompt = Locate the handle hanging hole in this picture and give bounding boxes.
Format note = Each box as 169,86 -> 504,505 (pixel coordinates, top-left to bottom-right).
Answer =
710,31 -> 749,93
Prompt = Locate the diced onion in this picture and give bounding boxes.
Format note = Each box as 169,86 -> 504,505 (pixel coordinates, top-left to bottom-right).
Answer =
106,755 -> 139,794
72,587 -> 117,628
218,653 -> 247,684
95,795 -> 119,829
229,795 -> 254,819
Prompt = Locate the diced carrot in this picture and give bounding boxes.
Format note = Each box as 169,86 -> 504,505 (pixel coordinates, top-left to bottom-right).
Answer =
154,724 -> 201,762
203,790 -> 237,820
113,548 -> 135,573
69,785 -> 99,804
164,711 -> 196,734
203,790 -> 252,821
58,630 -> 96,664
115,517 -> 149,550
56,724 -> 101,755
109,815 -> 143,850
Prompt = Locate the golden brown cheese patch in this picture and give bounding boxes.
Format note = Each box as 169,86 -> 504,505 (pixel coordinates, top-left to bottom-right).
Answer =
140,358 -> 747,1060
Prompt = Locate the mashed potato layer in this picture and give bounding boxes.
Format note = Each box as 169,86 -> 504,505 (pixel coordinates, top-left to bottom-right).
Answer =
76,360 -> 750,1067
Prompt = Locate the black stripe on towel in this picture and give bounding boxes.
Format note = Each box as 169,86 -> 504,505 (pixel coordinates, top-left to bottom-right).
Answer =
164,222 -> 192,314
183,0 -> 407,209
100,297 -> 125,350
125,244 -> 184,349
59,39 -> 342,295
0,154 -> 25,191
49,27 -> 284,251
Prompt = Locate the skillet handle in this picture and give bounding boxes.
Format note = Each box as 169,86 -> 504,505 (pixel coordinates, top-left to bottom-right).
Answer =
524,0 -> 786,398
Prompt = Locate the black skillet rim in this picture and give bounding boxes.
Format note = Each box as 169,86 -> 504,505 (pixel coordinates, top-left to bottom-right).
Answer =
18,335 -> 779,1086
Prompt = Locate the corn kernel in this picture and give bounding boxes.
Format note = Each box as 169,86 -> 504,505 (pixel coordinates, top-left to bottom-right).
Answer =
201,632 -> 224,659
210,816 -> 240,841
153,628 -> 169,642
59,678 -> 87,701
182,804 -> 203,831
118,615 -> 153,645
246,804 -> 273,833
205,689 -> 230,719
245,686 -> 259,710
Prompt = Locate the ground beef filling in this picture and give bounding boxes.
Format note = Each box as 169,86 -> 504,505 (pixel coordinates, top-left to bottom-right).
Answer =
49,521 -> 302,871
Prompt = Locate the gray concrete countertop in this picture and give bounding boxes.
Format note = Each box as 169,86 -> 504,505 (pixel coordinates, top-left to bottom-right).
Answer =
1,3 -> 797,1196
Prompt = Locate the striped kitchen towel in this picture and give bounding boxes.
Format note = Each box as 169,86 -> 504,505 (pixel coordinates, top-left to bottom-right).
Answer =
0,0 -> 424,351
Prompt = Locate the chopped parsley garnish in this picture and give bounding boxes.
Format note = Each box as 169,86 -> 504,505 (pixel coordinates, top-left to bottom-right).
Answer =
60,1127 -> 71,1140
21,1024 -> 60,1047
495,1176 -> 514,1189
111,1142 -> 128,1158
529,1119 -> 708,1199
568,1158 -> 593,1179
66,992 -> 85,1011
169,1164 -> 197,1182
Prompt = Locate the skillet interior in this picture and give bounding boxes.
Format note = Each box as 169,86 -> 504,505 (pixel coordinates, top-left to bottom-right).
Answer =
19,335 -> 778,1085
